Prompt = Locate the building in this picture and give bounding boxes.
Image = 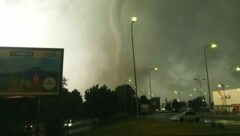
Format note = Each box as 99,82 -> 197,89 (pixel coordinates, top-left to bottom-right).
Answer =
212,88 -> 240,113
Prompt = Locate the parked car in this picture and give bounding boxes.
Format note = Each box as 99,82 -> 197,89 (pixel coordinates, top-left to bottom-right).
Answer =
159,108 -> 170,113
171,111 -> 200,122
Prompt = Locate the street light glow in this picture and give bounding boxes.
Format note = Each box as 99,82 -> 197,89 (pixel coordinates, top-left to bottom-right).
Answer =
210,43 -> 217,48
218,84 -> 229,88
131,17 -> 137,22
154,67 -> 158,71
236,66 -> 240,71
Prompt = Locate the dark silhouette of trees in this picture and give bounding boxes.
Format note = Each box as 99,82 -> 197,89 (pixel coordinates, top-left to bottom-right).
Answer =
188,96 -> 207,111
114,84 -> 136,115
60,88 -> 83,119
40,96 -> 65,136
140,95 -> 150,105
40,77 -> 84,136
84,84 -> 117,120
179,101 -> 187,109
165,101 -> 171,111
172,99 -> 180,112
0,98 -> 38,135
0,77 -> 84,136
165,100 -> 187,112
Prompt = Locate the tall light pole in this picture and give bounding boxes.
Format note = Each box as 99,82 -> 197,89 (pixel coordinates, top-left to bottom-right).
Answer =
131,16 -> 139,118
204,43 -> 217,108
193,78 -> 205,97
124,79 -> 131,113
149,67 -> 158,99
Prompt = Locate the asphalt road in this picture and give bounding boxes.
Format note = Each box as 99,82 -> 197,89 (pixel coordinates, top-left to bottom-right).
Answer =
147,112 -> 240,125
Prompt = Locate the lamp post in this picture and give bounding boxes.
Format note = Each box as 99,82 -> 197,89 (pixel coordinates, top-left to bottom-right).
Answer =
131,16 -> 139,118
149,67 -> 158,99
193,78 -> 205,97
204,43 -> 217,108
124,79 -> 131,113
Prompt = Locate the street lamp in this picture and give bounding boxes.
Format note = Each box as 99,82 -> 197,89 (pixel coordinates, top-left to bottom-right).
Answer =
236,66 -> 240,71
130,16 -> 139,118
174,91 -> 181,102
193,78 -> 205,97
124,79 -> 131,113
204,43 -> 217,108
149,67 -> 158,99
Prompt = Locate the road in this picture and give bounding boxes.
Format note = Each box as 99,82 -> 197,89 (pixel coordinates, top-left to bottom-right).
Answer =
147,112 -> 240,125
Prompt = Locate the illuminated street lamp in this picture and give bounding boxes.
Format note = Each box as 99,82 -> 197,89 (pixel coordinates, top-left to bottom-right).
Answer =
127,79 -> 131,84
149,67 -> 158,99
174,91 -> 181,102
236,66 -> 240,71
130,16 -> 139,118
132,17 -> 137,22
204,43 -> 217,108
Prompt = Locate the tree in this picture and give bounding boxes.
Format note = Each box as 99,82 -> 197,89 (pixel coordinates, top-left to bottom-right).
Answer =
179,101 -> 187,108
188,96 -> 207,110
165,101 -> 171,111
0,76 -> 84,136
84,85 -> 117,120
172,99 -> 180,112
40,77 -> 83,136
60,89 -> 83,119
140,95 -> 150,105
114,84 -> 136,115
0,98 -> 38,135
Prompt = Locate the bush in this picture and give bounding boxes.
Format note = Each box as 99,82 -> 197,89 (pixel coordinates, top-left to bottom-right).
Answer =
110,112 -> 130,122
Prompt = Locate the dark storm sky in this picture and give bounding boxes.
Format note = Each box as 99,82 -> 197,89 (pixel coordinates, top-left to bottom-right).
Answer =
0,0 -> 239,101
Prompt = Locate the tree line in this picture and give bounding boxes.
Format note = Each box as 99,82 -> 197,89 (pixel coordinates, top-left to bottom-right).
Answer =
0,78 -> 207,136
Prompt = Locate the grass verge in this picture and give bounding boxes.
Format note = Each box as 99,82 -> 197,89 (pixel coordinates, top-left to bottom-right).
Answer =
72,118 -> 240,136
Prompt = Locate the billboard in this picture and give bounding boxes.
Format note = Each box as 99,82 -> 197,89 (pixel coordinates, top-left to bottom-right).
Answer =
0,47 -> 64,96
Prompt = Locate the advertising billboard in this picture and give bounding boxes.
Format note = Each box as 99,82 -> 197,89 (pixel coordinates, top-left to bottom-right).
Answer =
0,47 -> 64,96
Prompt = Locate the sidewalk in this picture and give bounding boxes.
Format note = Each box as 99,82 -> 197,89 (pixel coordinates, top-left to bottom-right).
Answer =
200,112 -> 240,120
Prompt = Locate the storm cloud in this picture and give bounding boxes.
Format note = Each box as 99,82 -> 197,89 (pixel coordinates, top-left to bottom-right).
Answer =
0,0 -> 239,101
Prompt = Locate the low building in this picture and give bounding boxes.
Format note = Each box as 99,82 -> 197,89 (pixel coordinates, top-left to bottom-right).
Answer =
212,88 -> 240,113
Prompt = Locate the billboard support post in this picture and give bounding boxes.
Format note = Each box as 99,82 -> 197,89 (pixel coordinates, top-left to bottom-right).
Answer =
36,97 -> 41,136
